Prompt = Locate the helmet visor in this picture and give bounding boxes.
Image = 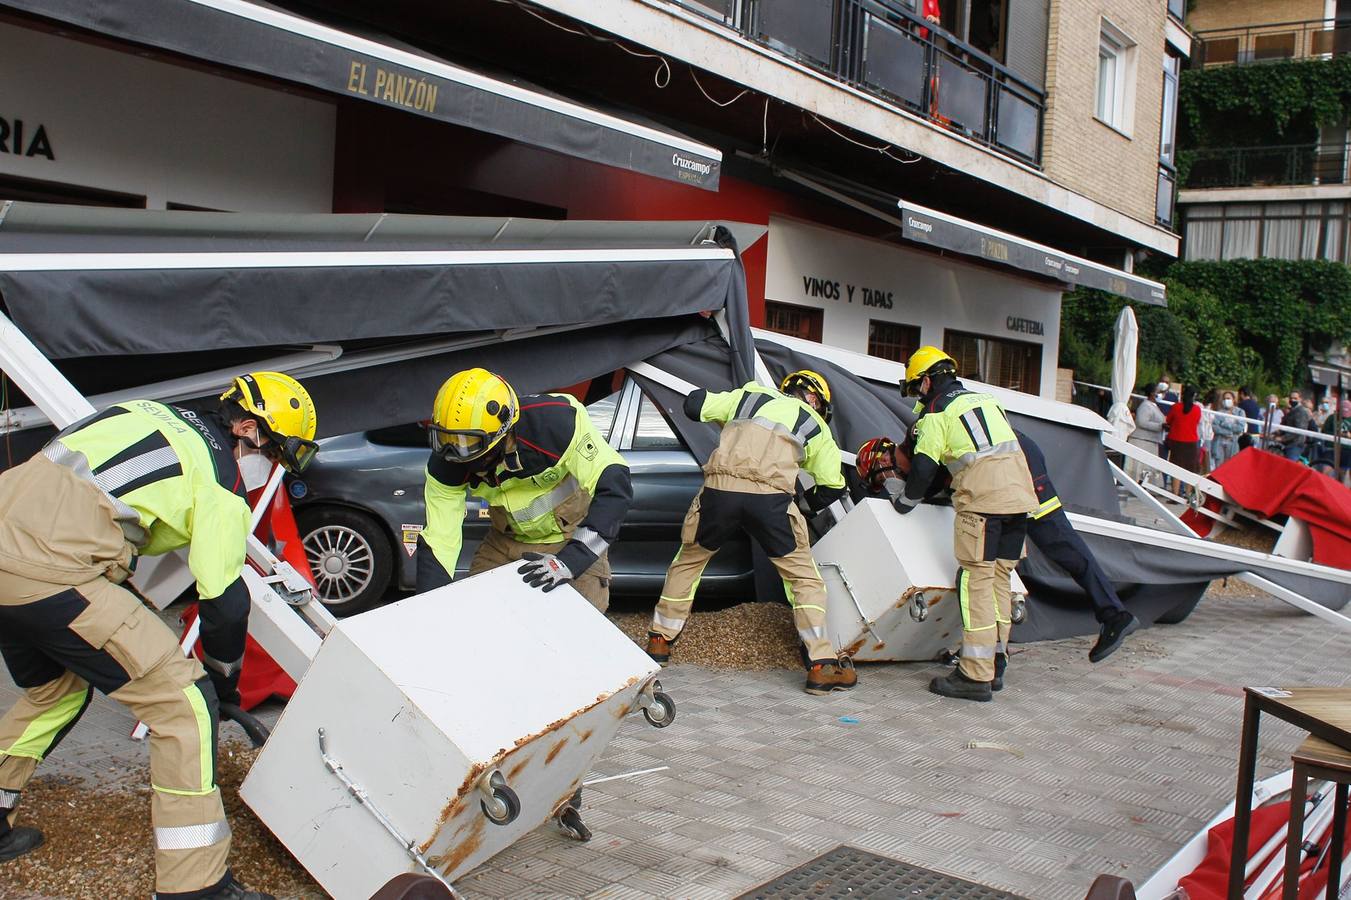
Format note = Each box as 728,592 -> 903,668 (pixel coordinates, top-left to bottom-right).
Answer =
264,435 -> 319,474
426,424 -> 495,461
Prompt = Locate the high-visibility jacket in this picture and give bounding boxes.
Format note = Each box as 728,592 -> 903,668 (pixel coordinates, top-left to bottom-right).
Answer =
35,400 -> 251,600
689,382 -> 845,504
899,380 -> 1036,515
423,393 -> 632,579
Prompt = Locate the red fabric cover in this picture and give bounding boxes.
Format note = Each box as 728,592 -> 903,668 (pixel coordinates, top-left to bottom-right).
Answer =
1178,802 -> 1291,900
179,479 -> 309,710
1180,448 -> 1351,570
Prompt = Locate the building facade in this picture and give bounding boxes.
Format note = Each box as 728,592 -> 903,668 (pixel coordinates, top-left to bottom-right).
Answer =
0,0 -> 1186,399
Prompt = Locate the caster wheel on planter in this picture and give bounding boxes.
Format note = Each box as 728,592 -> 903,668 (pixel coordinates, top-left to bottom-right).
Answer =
557,806 -> 592,842
643,690 -> 676,728
481,783 -> 520,826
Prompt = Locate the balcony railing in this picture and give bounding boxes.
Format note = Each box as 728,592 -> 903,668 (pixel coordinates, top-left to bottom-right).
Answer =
666,0 -> 1046,167
1181,143 -> 1349,189
1194,18 -> 1351,66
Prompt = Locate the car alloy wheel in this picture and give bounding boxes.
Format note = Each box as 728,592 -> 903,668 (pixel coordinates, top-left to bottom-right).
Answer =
303,524 -> 376,604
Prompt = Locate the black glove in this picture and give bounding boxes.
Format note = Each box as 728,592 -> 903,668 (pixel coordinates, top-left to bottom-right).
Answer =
892,492 -> 919,516
517,552 -> 574,592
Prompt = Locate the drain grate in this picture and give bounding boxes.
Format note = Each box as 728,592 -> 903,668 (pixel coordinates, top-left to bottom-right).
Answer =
737,845 -> 1028,899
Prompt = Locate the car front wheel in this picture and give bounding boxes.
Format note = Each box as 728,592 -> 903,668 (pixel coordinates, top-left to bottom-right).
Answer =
297,507 -> 394,617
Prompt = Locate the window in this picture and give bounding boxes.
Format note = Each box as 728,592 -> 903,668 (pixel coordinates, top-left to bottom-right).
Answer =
867,320 -> 922,362
1096,20 -> 1136,133
1157,51 -> 1182,228
632,393 -> 683,449
1182,201 -> 1351,263
943,330 -> 1042,394
763,301 -> 824,342
585,389 -> 622,442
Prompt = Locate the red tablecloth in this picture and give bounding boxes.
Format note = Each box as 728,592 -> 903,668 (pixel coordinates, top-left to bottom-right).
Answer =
1182,448 -> 1351,570
180,479 -> 308,710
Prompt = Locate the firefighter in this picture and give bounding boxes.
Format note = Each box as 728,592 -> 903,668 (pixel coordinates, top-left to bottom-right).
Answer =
0,372 -> 318,900
416,368 -> 632,612
893,347 -> 1037,702
857,430 -> 1140,675
646,371 -> 857,695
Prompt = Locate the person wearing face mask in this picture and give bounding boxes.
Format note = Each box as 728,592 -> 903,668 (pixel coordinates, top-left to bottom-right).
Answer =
891,347 -> 1037,702
1211,391 -> 1244,468
0,371 -> 319,900
416,368 -> 632,613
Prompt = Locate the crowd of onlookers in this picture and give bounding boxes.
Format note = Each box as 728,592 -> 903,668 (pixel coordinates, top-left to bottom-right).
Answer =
1124,380 -> 1351,488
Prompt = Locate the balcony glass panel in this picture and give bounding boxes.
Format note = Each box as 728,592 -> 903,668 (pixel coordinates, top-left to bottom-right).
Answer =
936,54 -> 989,138
671,0 -> 739,23
996,87 -> 1039,162
754,0 -> 834,66
860,14 -> 928,110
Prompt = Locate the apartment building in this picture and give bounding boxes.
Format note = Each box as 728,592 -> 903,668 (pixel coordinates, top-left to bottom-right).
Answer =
1179,0 -> 1349,263
0,0 -> 1186,398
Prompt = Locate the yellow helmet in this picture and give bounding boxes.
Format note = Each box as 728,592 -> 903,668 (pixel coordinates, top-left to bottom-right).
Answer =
221,371 -> 319,473
903,346 -> 956,396
780,369 -> 832,422
428,368 -> 520,462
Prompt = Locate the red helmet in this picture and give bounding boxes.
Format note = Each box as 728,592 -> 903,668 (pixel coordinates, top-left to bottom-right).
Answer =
856,437 -> 908,490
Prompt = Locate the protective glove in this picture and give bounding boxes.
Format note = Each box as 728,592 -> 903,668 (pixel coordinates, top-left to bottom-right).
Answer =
205,667 -> 242,709
517,552 -> 574,592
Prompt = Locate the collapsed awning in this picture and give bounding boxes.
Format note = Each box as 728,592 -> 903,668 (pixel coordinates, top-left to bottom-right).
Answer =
0,0 -> 722,190
780,169 -> 1167,305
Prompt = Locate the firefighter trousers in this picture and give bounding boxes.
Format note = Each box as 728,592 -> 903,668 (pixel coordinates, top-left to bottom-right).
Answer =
652,488 -> 834,664
469,528 -> 612,613
0,460 -> 230,899
953,511 -> 1028,683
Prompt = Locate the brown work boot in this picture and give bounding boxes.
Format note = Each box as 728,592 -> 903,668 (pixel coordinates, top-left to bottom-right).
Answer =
645,633 -> 677,665
804,657 -> 857,695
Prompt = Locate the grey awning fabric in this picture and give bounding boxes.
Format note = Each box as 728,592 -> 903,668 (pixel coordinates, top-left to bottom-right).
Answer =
778,168 -> 1166,305
0,0 -> 722,190
0,206 -> 763,371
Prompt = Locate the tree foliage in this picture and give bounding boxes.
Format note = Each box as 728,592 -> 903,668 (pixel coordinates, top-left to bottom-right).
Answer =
1059,260 -> 1351,394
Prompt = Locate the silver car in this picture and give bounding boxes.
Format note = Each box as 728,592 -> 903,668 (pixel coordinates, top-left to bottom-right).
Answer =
288,375 -> 755,615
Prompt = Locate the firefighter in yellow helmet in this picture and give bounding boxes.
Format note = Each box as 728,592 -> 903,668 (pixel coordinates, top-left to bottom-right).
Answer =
893,347 -> 1036,702
417,368 -> 633,612
647,369 -> 857,695
0,371 -> 317,900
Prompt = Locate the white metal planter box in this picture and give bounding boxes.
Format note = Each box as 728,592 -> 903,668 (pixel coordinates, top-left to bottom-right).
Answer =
239,566 -> 666,899
814,499 -> 1027,663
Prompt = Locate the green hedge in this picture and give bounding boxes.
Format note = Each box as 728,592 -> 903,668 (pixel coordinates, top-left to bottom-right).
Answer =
1059,259 -> 1351,394
1180,56 -> 1351,148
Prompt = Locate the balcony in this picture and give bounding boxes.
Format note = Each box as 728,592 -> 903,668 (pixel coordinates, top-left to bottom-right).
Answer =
666,0 -> 1046,166
1181,143 -> 1350,190
1194,18 -> 1351,67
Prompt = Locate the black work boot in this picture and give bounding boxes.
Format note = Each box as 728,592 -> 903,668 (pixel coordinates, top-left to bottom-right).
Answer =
0,826 -> 43,862
645,633 -> 677,665
1090,611 -> 1139,663
992,653 -> 1007,692
196,873 -> 276,900
929,669 -> 993,702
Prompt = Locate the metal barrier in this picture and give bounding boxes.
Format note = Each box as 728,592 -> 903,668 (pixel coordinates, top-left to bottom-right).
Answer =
1183,143 -> 1349,189
1194,18 -> 1351,67
666,0 -> 1046,167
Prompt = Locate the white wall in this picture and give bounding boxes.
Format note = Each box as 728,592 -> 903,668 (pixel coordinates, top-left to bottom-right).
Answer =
0,23 -> 335,212
764,216 -> 1063,398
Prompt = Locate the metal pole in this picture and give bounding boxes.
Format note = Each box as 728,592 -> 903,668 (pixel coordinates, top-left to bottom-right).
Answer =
1334,373 -> 1343,473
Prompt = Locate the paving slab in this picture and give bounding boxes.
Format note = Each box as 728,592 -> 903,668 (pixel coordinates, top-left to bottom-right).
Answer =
1,583 -> 1348,899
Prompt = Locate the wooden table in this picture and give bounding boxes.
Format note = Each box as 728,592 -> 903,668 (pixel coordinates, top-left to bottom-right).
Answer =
1228,686 -> 1351,899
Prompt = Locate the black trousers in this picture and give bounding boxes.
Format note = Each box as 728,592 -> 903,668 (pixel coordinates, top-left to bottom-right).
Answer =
1027,508 -> 1126,623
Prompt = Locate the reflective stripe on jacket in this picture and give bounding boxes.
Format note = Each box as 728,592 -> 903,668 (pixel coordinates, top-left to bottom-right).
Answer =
39,401 -> 250,600
907,381 -> 1036,515
696,382 -> 845,495
423,393 -> 632,578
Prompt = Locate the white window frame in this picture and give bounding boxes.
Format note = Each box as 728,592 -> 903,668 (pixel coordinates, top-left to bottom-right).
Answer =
1096,18 -> 1137,136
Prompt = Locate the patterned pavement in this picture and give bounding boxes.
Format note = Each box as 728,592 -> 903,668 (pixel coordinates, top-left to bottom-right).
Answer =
2,583 -> 1348,899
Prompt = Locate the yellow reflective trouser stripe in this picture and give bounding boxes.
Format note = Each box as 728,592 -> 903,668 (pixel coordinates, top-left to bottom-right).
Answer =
658,547 -> 699,604
1,686 -> 89,760
957,569 -> 996,633
152,784 -> 218,798
1032,496 -> 1063,520
782,567 -> 826,614
186,684 -> 213,793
